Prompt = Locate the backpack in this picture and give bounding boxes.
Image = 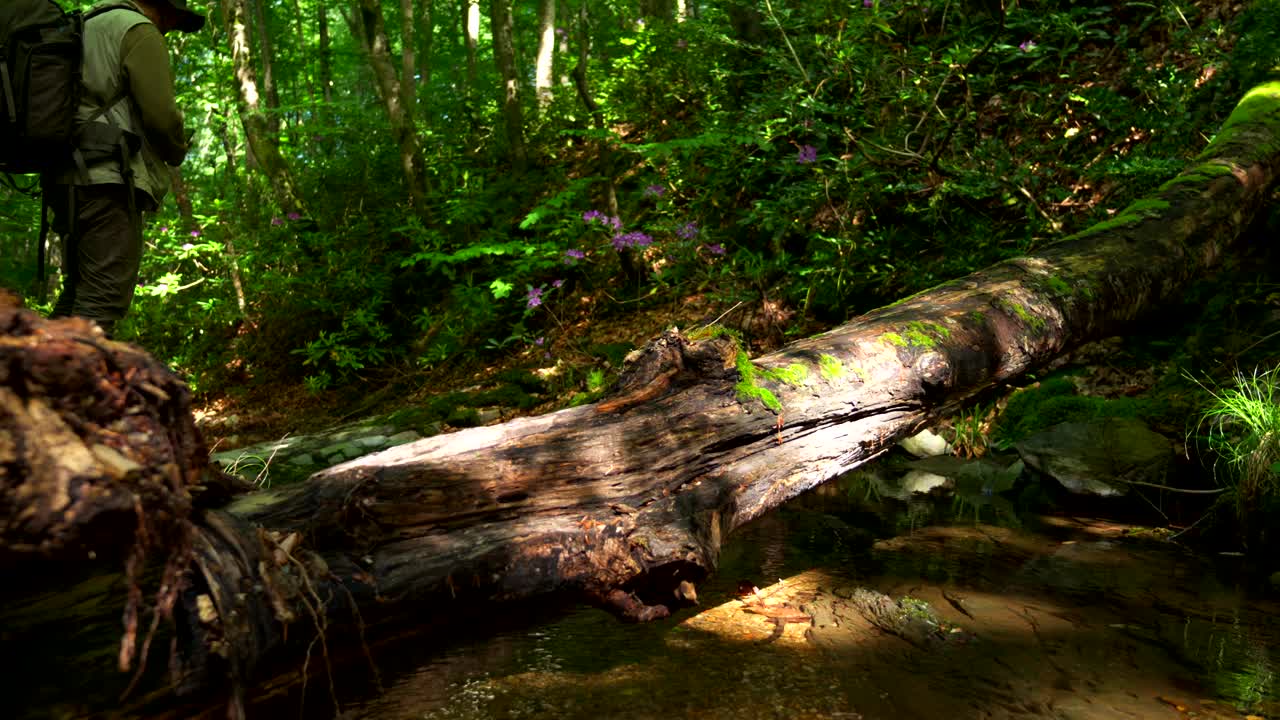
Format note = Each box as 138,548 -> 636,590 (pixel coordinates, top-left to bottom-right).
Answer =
1,0 -> 136,294
0,0 -> 87,175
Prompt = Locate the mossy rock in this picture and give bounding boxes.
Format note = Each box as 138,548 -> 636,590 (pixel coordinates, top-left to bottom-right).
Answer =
993,376 -> 1153,448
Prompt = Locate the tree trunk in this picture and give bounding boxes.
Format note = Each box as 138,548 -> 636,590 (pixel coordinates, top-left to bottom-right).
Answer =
348,0 -> 430,208
169,166 -> 195,224
221,0 -> 306,215
490,0 -> 527,170
463,0 -> 479,93
319,6 -> 333,105
248,0 -> 282,135
4,81 -> 1280,718
534,0 -> 556,111
398,0 -> 416,118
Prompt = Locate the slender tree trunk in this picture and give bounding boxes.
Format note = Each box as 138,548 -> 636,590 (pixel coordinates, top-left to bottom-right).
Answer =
534,0 -> 556,111
398,0 -> 416,117
490,0 -> 527,170
348,0 -> 430,208
221,0 -> 306,214
464,0 -> 479,92
168,166 -> 194,224
318,6 -> 333,105
247,0 -> 282,136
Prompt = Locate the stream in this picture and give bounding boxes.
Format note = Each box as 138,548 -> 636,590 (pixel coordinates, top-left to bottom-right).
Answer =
318,479 -> 1278,720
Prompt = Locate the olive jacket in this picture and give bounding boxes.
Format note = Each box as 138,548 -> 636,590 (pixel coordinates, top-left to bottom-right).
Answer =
56,0 -> 188,204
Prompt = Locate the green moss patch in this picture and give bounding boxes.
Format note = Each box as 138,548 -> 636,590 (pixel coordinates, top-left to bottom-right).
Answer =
992,376 -> 1156,448
819,353 -> 845,380
735,351 -> 784,413
997,297 -> 1047,330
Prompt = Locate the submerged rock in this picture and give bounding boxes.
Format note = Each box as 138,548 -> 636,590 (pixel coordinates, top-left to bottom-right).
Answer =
899,428 -> 950,457
1014,417 -> 1173,496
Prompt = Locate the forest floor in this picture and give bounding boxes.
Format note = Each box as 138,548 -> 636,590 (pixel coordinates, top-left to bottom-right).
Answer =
194,282 -> 825,452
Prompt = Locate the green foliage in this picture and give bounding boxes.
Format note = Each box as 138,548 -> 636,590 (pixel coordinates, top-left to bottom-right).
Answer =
1191,367 -> 1280,539
0,0 -> 1246,412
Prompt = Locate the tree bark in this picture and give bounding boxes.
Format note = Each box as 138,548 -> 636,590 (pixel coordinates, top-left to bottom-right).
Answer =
347,0 -> 430,208
534,0 -> 556,111
248,0 -> 282,135
4,81 -> 1280,717
221,0 -> 307,215
490,0 -> 527,170
463,0 -> 479,94
398,0 -> 417,118
319,5 -> 333,105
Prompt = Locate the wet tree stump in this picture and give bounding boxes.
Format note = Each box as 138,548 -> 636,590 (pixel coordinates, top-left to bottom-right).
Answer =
4,82 -> 1280,718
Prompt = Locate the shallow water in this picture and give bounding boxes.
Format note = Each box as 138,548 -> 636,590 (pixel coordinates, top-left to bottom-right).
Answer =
334,488 -> 1278,720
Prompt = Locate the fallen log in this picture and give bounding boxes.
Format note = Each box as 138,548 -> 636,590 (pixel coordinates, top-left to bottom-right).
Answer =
4,81 -> 1280,717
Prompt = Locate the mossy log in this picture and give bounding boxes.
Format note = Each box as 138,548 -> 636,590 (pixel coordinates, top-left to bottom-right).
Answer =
4,82 -> 1280,718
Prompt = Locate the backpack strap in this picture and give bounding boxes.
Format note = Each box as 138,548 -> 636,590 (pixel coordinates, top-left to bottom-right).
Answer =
77,3 -> 147,119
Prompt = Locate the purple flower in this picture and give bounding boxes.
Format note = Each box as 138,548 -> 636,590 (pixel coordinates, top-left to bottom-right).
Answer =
565,248 -> 585,259
190,230 -> 201,237
271,217 -> 283,226
181,243 -> 194,251
644,184 -> 665,198
287,212 -> 301,220
553,279 -> 564,288
535,336 -> 545,346
705,243 -> 725,255
1019,40 -> 1037,52
863,0 -> 873,6
526,286 -> 544,308
612,231 -> 653,251
584,211 -> 623,230
159,225 -> 169,233
676,221 -> 699,240
796,145 -> 819,164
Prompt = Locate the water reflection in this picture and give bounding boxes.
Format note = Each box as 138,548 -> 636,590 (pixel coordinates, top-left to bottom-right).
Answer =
340,482 -> 1278,720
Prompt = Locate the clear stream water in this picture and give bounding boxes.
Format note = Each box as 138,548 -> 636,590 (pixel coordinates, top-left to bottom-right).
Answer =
307,479 -> 1279,720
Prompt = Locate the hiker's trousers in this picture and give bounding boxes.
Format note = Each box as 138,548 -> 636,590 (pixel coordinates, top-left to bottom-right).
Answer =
47,183 -> 151,338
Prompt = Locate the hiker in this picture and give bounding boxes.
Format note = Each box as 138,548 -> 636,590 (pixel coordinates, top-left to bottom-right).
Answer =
45,0 -> 204,338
